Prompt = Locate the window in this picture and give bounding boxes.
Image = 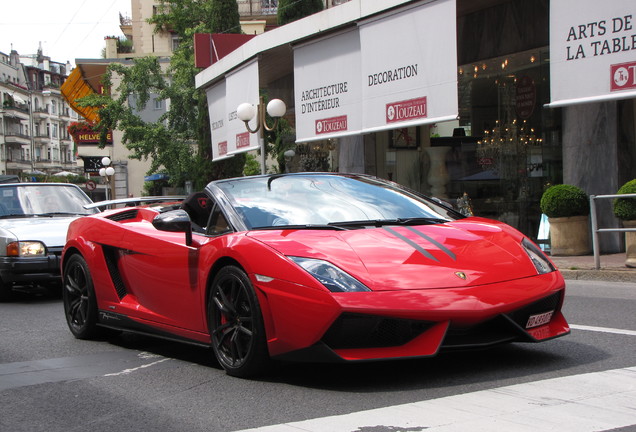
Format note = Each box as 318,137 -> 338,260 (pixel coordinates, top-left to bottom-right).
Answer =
154,98 -> 163,110
51,100 -> 57,114
208,205 -> 231,236
52,124 -> 58,138
171,35 -> 181,52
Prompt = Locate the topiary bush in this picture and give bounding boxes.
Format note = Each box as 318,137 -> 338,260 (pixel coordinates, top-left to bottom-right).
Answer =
613,179 -> 636,220
540,184 -> 589,218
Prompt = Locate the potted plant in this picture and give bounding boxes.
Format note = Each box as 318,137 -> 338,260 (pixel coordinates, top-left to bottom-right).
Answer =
540,184 -> 591,256
613,179 -> 636,267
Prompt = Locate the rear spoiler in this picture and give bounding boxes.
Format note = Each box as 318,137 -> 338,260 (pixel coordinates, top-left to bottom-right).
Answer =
84,196 -> 186,210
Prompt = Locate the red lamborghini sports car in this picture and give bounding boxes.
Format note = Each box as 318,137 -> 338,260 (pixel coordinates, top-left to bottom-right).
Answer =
62,173 -> 569,377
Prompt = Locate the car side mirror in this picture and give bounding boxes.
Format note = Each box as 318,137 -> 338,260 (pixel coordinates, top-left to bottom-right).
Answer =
152,209 -> 193,246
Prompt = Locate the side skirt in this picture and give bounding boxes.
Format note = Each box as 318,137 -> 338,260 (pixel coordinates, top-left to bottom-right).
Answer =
98,310 -> 211,348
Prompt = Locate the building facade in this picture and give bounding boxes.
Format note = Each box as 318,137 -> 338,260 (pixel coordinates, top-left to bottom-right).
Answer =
196,0 -> 636,253
0,48 -> 79,179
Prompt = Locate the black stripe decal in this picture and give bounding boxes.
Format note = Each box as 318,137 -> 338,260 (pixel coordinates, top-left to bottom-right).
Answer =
404,226 -> 456,261
383,227 -> 439,262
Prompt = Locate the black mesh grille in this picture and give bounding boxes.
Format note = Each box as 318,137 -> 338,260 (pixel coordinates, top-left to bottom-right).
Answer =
102,246 -> 127,299
322,313 -> 433,349
506,291 -> 562,329
442,316 -> 521,349
106,209 -> 138,222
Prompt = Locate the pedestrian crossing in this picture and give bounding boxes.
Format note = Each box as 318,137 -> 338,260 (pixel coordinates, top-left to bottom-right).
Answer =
234,366 -> 636,432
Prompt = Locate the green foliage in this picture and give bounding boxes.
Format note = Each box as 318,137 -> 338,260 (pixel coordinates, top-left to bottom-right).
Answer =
277,0 -> 324,25
243,153 -> 261,176
264,115 -> 296,173
77,0 -> 244,192
613,179 -> 636,220
540,184 -> 589,218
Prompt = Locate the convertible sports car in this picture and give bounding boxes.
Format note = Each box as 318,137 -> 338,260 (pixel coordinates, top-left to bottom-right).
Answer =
62,173 -> 569,377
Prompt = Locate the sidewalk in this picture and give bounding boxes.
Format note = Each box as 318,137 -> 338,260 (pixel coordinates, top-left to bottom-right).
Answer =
549,253 -> 636,283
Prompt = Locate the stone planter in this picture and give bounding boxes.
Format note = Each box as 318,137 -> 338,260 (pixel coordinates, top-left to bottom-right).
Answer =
548,215 -> 591,256
623,220 -> 636,268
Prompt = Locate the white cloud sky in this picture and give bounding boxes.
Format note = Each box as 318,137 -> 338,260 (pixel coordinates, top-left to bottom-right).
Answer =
0,0 -> 131,67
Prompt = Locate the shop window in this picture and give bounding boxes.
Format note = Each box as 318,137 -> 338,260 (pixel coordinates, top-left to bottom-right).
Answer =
439,47 -> 562,239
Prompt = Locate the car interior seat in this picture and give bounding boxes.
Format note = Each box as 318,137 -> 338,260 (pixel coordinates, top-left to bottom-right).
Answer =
180,192 -> 212,233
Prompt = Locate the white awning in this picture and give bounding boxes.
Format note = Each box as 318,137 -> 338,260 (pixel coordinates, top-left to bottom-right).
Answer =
549,0 -> 636,107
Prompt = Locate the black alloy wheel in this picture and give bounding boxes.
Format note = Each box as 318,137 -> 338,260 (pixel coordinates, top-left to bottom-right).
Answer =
208,265 -> 269,377
63,254 -> 100,339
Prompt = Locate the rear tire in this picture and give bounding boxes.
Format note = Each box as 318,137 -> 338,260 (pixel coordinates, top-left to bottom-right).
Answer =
62,254 -> 100,339
208,266 -> 269,378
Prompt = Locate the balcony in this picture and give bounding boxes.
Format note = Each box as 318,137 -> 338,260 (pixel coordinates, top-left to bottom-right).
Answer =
34,134 -> 50,143
1,104 -> 29,120
238,0 -> 278,17
3,132 -> 30,146
6,159 -> 32,171
33,107 -> 49,118
35,158 -> 63,171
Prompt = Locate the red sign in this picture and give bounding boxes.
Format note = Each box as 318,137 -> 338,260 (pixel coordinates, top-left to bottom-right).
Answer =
86,180 -> 97,191
386,97 -> 427,123
236,132 -> 250,149
218,141 -> 228,156
610,61 -> 636,92
315,115 -> 348,135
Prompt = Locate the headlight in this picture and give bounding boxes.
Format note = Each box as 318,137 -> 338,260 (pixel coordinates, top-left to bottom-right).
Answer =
521,238 -> 555,274
289,256 -> 371,292
7,241 -> 46,257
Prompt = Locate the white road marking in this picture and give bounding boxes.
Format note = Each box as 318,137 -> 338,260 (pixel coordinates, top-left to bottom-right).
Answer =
103,358 -> 170,377
234,366 -> 636,432
570,324 -> 636,336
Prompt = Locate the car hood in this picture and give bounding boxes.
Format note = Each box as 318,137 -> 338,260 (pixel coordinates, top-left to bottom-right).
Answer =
247,218 -> 541,290
0,217 -> 80,248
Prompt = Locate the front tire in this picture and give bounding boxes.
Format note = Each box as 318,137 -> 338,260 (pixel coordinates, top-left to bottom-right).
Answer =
208,266 -> 269,378
62,254 -> 100,339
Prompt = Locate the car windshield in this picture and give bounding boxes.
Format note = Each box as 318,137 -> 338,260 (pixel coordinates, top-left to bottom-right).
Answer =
0,184 -> 97,217
214,174 -> 461,229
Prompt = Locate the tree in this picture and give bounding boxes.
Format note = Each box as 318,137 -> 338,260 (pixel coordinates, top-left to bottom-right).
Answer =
79,0 -> 245,191
277,0 -> 324,25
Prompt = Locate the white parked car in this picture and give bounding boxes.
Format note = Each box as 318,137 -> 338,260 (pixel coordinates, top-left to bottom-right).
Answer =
0,183 -> 98,300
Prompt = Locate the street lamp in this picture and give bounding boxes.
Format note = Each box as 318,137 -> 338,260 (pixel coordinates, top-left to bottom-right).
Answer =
236,96 -> 286,174
99,156 -> 115,201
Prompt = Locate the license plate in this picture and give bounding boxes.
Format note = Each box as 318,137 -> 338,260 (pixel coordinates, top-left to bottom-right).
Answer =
526,310 -> 554,329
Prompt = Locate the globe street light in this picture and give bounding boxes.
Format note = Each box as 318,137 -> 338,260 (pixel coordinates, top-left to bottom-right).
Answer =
100,156 -> 115,201
237,96 -> 286,174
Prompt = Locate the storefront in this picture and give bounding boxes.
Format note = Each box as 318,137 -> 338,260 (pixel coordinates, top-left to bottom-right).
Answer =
196,0 -> 636,250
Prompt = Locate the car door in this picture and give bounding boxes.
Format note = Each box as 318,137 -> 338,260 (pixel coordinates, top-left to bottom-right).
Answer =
114,224 -> 208,333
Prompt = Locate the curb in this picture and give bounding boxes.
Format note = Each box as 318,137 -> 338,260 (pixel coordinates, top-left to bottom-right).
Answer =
559,269 -> 636,283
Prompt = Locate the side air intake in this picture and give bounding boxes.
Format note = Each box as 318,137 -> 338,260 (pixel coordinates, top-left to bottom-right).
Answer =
106,209 -> 139,222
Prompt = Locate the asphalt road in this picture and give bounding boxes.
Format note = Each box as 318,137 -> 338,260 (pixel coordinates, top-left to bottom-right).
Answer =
1,280 -> 635,432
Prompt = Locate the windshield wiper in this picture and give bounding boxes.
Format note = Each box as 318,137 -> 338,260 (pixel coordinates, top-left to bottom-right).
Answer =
328,218 -> 448,228
33,212 -> 86,217
0,214 -> 33,219
254,224 -> 349,231
394,217 -> 449,225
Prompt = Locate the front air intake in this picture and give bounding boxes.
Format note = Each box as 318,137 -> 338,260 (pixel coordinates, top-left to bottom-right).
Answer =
322,313 -> 433,349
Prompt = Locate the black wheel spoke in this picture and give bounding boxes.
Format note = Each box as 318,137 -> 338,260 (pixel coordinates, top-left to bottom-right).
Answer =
62,255 -> 99,340
209,266 -> 267,377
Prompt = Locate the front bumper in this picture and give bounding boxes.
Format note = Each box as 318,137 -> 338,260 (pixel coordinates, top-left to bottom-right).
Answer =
256,271 -> 570,362
0,247 -> 63,285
